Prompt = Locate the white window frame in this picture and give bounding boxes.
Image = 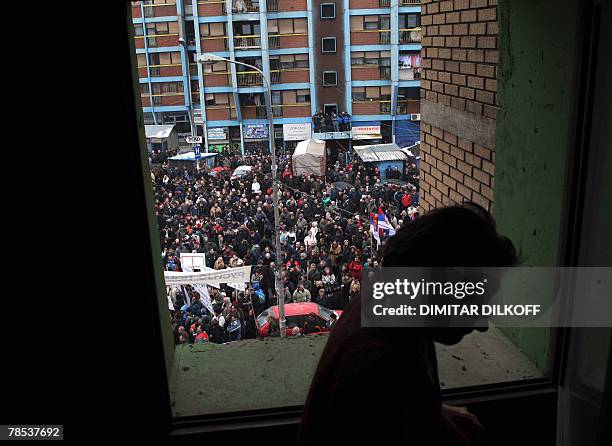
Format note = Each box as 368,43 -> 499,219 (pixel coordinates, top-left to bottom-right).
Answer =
322,71 -> 338,86
321,3 -> 336,19
323,103 -> 338,115
321,37 -> 337,53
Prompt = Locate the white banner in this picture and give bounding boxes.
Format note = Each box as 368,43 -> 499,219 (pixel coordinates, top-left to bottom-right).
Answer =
283,123 -> 312,141
181,263 -> 215,315
164,265 -> 252,287
352,125 -> 381,136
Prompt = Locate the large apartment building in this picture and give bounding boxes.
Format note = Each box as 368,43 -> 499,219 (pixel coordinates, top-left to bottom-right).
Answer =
131,0 -> 421,153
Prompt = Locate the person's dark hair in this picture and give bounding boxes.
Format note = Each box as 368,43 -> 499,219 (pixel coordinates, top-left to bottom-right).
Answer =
382,202 -> 518,268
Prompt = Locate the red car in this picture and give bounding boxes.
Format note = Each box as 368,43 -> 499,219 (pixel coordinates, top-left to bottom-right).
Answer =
256,302 -> 343,337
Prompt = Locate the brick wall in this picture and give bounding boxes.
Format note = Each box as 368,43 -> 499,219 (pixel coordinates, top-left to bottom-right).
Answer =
276,0 -> 307,12
419,0 -> 498,213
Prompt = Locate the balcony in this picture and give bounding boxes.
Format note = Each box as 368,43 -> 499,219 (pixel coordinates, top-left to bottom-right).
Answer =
234,35 -> 261,49
232,0 -> 259,13
237,71 -> 264,86
379,66 -> 391,80
400,0 -> 421,4
399,27 -> 422,44
379,0 -> 390,6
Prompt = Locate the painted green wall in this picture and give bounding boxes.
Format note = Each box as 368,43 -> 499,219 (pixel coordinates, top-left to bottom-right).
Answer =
494,0 -> 581,371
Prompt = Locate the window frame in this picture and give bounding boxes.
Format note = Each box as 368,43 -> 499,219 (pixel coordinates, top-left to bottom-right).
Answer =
113,3 -> 588,438
322,70 -> 338,86
320,3 -> 336,19
321,37 -> 337,53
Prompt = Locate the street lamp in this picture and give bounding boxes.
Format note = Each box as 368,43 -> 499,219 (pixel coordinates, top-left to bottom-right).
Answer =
199,53 -> 286,337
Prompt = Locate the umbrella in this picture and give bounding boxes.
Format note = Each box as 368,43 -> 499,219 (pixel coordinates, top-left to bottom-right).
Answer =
330,181 -> 352,191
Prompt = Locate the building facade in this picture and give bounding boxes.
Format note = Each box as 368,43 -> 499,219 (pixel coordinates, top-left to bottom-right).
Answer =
131,0 -> 421,153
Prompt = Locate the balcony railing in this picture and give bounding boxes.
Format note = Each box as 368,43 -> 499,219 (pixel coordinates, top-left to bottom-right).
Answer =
399,27 -> 422,44
236,71 -> 263,86
400,0 -> 421,4
234,35 -> 261,48
379,0 -> 391,7
379,30 -> 391,44
379,66 -> 392,80
270,70 -> 281,84
380,101 -> 392,113
232,0 -> 259,13
267,0 -> 278,12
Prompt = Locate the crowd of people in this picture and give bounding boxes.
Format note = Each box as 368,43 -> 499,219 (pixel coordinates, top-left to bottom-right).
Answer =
150,142 -> 419,345
312,110 -> 352,133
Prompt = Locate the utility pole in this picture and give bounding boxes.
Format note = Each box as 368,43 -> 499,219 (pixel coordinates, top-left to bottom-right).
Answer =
199,53 -> 286,336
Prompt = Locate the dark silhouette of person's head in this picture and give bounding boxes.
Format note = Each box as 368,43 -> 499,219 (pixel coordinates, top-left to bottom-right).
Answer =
382,202 -> 518,344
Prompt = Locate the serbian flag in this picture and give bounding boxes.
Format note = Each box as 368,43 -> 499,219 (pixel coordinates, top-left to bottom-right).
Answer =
369,213 -> 380,245
377,207 -> 396,236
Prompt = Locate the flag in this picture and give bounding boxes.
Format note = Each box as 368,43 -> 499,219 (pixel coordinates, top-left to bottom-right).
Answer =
369,213 -> 380,246
377,207 -> 396,236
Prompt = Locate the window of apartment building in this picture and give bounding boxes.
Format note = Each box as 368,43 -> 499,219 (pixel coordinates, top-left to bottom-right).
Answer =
205,92 -> 232,106
351,51 -> 391,66
321,37 -> 337,53
397,86 -> 419,100
350,15 -> 390,31
281,90 -> 310,103
399,13 -> 421,29
321,3 -> 335,19
161,82 -> 184,94
203,61 -> 229,73
157,52 -> 182,65
268,18 -> 308,35
236,22 -> 260,36
352,86 -> 391,101
137,54 -> 147,67
272,91 -> 282,105
323,104 -> 338,115
270,54 -> 309,70
200,22 -> 226,37
322,71 -> 338,86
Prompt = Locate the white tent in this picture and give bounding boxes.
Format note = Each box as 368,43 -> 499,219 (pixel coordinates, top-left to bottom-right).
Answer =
292,138 -> 326,176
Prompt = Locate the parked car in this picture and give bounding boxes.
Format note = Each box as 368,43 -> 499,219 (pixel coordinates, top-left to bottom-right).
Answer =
256,302 -> 343,337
